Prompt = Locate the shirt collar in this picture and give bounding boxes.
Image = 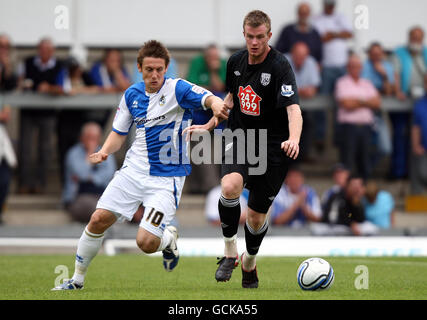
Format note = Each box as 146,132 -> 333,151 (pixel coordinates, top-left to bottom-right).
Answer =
34,56 -> 56,71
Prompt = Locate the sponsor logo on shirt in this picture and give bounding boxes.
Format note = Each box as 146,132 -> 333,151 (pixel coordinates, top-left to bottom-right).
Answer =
132,100 -> 139,108
234,70 -> 241,76
238,85 -> 262,116
134,115 -> 166,126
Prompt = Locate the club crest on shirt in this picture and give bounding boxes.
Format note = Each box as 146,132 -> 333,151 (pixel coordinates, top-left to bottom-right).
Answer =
281,84 -> 294,97
260,73 -> 271,86
159,94 -> 166,106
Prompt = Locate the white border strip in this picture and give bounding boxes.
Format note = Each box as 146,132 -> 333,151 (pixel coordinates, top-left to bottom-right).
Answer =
2,237 -> 426,257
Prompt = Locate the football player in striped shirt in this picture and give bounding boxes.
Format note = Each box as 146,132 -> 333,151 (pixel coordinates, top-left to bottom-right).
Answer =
53,40 -> 229,290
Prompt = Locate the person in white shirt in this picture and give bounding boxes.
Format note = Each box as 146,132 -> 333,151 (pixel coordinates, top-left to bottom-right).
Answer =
312,0 -> 353,154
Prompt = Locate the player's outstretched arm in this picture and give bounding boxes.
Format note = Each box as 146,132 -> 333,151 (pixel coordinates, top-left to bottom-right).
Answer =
281,104 -> 303,160
183,93 -> 233,141
205,94 -> 231,123
89,131 -> 127,164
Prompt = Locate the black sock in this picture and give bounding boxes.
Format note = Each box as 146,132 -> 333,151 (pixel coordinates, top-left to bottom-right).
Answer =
244,220 -> 269,255
218,194 -> 241,238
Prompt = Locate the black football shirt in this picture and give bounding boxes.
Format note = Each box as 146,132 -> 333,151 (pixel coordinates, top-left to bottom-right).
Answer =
225,47 -> 300,165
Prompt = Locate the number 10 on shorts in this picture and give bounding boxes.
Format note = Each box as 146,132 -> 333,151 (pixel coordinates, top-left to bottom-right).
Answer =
145,208 -> 164,227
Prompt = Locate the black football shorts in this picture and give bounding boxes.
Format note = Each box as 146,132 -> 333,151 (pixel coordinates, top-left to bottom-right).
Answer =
221,162 -> 290,214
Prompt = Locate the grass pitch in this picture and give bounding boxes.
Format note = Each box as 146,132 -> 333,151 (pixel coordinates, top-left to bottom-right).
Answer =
0,255 -> 426,300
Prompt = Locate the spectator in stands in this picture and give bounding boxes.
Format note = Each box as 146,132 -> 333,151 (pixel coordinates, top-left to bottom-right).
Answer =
314,175 -> 378,236
62,122 -> 116,222
363,180 -> 395,229
271,166 -> 322,228
390,26 -> 427,180
90,48 -> 131,131
186,44 -> 227,194
312,0 -> 353,154
286,42 -> 321,99
205,185 -> 248,226
90,48 -> 131,93
285,42 -> 321,161
275,2 -> 323,64
187,44 -> 227,97
361,42 -> 394,169
363,42 -> 398,96
0,34 -> 18,224
0,34 -> 17,91
56,57 -> 102,184
17,37 -> 63,194
321,162 -> 350,210
410,74 -> 427,194
0,106 -> 17,225
335,54 -> 381,179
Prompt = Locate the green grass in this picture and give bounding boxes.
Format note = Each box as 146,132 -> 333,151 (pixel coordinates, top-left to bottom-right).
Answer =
0,255 -> 426,300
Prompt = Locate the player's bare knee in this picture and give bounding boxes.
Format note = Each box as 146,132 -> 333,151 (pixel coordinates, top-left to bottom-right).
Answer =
136,237 -> 158,254
221,175 -> 243,199
88,210 -> 111,233
247,212 -> 267,231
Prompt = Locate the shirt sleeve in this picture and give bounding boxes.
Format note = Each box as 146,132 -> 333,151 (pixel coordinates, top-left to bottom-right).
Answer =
307,188 -> 322,219
337,14 -> 353,32
175,79 -> 213,110
275,57 -> 300,109
334,77 -> 346,100
413,102 -> 423,127
365,80 -> 380,99
225,55 -> 235,94
112,94 -> 133,135
307,56 -> 321,87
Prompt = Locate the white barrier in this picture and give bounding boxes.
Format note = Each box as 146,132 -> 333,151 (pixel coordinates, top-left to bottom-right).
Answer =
1,236 -> 427,257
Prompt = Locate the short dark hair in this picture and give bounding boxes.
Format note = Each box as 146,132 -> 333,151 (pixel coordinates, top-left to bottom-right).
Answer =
346,174 -> 365,186
137,40 -> 170,68
243,10 -> 271,33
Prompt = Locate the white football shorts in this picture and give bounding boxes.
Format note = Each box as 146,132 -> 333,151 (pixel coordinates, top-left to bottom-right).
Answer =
96,165 -> 185,237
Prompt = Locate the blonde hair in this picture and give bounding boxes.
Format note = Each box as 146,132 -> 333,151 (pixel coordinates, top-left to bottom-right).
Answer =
243,10 -> 271,33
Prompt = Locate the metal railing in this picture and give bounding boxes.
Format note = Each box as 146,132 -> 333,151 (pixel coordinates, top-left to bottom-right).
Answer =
0,92 -> 415,112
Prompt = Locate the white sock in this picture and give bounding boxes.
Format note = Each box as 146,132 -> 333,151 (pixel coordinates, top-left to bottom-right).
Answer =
72,226 -> 104,285
157,228 -> 173,252
242,251 -> 256,271
224,234 -> 238,258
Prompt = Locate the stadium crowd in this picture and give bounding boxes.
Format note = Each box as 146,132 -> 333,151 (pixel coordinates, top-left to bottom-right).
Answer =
1,0 -> 427,233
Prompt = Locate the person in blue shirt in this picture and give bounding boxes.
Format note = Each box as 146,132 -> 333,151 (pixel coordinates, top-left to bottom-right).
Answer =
362,42 -> 397,95
361,42 -> 394,169
271,166 -> 322,227
90,48 -> 131,93
411,74 -> 427,194
62,122 -> 116,222
363,180 -> 395,229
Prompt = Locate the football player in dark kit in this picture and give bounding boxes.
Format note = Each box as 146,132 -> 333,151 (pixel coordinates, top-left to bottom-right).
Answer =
184,10 -> 302,288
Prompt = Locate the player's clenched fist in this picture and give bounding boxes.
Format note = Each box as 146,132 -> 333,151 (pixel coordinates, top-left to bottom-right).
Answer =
89,152 -> 108,164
